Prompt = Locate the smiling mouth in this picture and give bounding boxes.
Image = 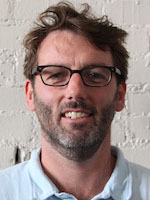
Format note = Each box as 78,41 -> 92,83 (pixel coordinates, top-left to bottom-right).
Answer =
62,111 -> 92,119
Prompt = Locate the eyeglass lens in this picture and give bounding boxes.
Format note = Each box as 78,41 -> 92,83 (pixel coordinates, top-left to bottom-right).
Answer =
40,66 -> 112,87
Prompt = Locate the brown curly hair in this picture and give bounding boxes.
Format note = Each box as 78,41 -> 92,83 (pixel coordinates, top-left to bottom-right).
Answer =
23,1 -> 129,82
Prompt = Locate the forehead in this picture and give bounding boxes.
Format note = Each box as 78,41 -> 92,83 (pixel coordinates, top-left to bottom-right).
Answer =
37,30 -> 113,67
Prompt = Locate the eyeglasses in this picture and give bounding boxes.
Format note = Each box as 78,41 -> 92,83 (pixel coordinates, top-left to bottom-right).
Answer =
32,65 -> 122,87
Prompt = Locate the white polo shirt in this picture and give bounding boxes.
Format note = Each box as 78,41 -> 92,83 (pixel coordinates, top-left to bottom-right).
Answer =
0,147 -> 150,200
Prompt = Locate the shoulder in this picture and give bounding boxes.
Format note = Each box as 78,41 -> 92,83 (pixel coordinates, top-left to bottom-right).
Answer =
112,146 -> 150,182
0,148 -> 42,200
127,161 -> 150,183
0,160 -> 29,180
0,161 -> 30,187
110,147 -> 150,199
0,161 -> 30,200
0,148 -> 40,181
127,161 -> 150,199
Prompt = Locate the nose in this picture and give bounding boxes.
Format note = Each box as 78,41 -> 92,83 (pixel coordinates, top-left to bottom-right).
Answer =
65,73 -> 88,101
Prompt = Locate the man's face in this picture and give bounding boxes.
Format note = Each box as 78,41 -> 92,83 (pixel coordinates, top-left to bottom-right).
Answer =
26,30 -> 126,161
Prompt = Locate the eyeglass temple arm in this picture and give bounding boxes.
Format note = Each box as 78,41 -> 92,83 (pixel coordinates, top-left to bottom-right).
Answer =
115,67 -> 121,76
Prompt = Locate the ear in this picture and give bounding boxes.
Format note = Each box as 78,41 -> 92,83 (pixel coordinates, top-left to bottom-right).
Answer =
116,82 -> 126,112
25,79 -> 35,111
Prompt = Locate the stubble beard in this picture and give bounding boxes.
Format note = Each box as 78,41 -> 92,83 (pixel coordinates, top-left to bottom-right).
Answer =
34,92 -> 117,162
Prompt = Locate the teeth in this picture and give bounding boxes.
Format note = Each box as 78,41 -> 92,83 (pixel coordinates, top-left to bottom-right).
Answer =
64,112 -> 89,119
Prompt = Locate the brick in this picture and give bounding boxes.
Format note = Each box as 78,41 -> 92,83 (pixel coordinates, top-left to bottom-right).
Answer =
0,87 -> 27,112
0,57 -> 15,87
0,0 -> 10,19
0,147 -> 16,169
111,122 -> 126,145
103,0 -> 150,25
128,92 -> 150,115
128,116 -> 150,139
102,0 -> 124,24
111,112 -> 127,145
13,0 -> 51,20
121,148 -> 150,168
0,114 -> 35,143
0,49 -> 22,86
122,0 -> 150,25
126,26 -> 149,57
15,50 -> 26,87
128,57 -> 150,84
0,26 -> 26,50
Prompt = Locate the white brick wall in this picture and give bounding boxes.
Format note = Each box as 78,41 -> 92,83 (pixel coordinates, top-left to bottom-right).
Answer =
0,0 -> 150,169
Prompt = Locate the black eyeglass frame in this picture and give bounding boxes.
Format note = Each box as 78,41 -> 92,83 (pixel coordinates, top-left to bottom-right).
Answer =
32,65 -> 122,87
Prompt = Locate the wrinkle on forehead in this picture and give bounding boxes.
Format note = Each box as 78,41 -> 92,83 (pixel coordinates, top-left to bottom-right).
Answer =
37,30 -> 113,67
38,30 -> 98,55
54,31 -> 78,55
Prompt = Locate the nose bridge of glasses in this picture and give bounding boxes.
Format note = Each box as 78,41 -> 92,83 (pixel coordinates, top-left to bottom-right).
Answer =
69,69 -> 85,84
70,69 -> 83,79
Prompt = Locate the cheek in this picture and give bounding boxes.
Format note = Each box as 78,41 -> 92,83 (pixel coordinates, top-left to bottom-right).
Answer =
39,91 -> 59,110
91,90 -> 113,106
91,87 -> 118,112
35,87 -> 63,115
34,77 -> 61,105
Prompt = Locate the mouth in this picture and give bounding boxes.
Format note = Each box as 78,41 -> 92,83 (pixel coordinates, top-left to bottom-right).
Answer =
62,111 -> 92,120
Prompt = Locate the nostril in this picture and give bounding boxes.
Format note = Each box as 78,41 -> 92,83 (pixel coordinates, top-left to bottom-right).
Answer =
67,95 -> 86,102
68,96 -> 73,100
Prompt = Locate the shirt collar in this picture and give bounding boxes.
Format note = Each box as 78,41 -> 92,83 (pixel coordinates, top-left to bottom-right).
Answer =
28,147 -> 132,200
94,146 -> 132,200
28,148 -> 59,199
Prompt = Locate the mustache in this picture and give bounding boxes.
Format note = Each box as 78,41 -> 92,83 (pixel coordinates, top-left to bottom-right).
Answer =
58,101 -> 97,115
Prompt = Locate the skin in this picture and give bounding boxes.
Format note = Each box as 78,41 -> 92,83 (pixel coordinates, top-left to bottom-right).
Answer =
25,30 -> 126,200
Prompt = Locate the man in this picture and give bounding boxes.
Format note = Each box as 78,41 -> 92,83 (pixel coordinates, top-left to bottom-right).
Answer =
0,1 -> 150,200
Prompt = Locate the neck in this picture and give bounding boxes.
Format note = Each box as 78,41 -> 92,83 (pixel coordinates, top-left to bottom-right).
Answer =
41,132 -> 116,200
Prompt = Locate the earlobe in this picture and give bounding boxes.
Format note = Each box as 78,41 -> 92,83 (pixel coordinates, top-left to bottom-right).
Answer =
25,79 -> 35,111
116,82 -> 126,112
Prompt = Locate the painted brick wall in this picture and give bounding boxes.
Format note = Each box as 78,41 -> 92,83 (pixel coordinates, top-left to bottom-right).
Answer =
0,0 -> 150,169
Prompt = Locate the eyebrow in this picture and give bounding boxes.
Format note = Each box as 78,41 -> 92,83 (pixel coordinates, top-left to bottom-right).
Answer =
83,63 -> 114,68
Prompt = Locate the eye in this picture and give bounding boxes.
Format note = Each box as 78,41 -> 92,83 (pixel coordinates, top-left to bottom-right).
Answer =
42,68 -> 69,85
88,72 -> 103,79
49,71 -> 66,79
42,68 -> 67,80
86,71 -> 108,82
